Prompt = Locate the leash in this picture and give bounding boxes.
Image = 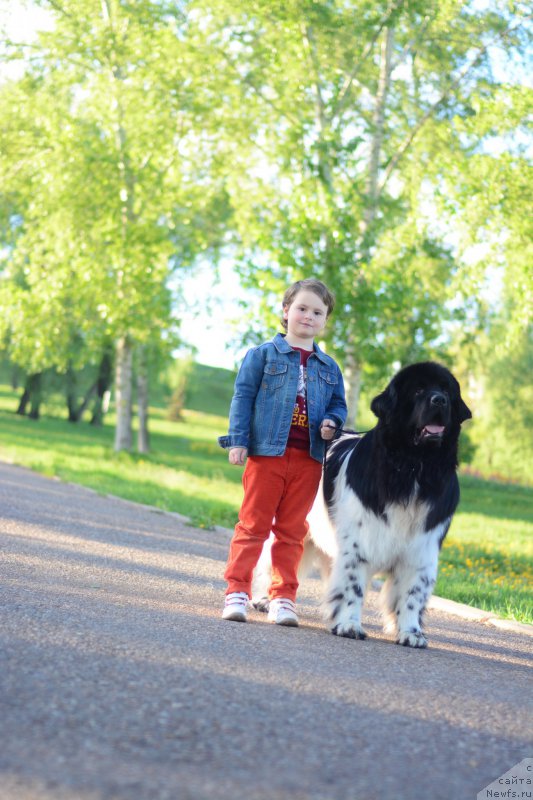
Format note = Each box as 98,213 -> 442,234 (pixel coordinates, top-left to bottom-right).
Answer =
322,424 -> 369,467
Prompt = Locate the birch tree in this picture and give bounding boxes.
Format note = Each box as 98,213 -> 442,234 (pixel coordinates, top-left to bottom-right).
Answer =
192,0 -> 531,421
0,0 -> 229,448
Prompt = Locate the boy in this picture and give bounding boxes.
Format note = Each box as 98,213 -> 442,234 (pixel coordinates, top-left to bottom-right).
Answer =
218,278 -> 347,626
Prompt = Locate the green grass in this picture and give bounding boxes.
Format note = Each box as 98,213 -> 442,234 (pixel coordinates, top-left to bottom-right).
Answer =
185,362 -> 237,417
0,379 -> 531,624
436,476 -> 532,623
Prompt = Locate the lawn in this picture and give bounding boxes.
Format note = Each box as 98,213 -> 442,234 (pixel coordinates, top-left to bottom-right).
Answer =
0,381 -> 531,624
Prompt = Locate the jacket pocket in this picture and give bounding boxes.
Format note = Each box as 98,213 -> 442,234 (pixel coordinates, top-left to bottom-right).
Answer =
262,362 -> 288,390
318,368 -> 338,386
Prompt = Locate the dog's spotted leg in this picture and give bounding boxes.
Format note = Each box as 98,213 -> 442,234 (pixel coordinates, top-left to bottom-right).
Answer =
393,560 -> 438,648
325,544 -> 371,640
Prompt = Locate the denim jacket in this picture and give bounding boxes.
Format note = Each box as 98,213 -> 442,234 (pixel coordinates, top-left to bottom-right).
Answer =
218,333 -> 347,463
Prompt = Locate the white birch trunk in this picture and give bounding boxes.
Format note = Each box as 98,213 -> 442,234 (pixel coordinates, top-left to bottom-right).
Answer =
114,336 -> 133,452
137,345 -> 150,454
344,351 -> 362,428
362,25 -> 394,234
344,28 -> 393,426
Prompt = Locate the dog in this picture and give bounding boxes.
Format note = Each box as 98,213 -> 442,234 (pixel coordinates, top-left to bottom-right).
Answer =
252,361 -> 472,648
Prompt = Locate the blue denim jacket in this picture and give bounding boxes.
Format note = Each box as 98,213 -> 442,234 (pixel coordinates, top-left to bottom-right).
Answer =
218,333 -> 347,463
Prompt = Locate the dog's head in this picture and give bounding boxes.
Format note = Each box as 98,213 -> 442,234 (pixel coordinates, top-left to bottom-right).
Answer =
370,362 -> 472,448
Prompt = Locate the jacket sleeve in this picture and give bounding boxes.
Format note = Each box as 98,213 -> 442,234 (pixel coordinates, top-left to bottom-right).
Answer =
325,364 -> 348,429
218,347 -> 265,450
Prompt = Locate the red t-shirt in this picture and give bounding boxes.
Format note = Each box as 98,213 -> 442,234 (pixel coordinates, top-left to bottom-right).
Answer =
287,347 -> 312,450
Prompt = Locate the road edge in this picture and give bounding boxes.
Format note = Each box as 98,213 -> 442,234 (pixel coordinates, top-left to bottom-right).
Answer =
5,460 -> 530,639
99,486 -> 532,639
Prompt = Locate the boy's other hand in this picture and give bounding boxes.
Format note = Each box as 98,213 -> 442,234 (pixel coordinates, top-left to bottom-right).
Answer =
320,419 -> 337,440
229,447 -> 248,465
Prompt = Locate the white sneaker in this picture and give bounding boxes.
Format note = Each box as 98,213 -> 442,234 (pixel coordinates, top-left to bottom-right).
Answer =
268,598 -> 299,627
222,592 -> 249,622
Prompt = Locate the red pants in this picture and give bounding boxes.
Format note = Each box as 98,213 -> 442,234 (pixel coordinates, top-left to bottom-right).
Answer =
224,448 -> 323,601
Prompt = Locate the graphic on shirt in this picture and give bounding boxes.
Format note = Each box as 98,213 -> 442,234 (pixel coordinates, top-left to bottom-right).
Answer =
292,363 -> 308,430
288,347 -> 312,449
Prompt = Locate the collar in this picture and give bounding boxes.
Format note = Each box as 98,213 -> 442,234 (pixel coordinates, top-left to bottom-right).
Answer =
272,332 -> 330,364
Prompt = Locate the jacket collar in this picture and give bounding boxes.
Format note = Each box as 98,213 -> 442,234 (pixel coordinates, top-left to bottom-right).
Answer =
272,332 -> 330,364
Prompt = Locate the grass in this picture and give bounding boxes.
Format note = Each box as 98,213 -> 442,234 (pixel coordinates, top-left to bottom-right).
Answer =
437,476 -> 532,623
0,378 -> 531,624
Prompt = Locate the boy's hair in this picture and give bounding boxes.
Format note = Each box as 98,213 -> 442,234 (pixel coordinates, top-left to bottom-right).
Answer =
281,279 -> 335,330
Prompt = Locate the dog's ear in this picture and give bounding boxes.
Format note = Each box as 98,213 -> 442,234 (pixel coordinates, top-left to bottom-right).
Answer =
457,397 -> 472,424
452,377 -> 472,423
371,382 -> 397,421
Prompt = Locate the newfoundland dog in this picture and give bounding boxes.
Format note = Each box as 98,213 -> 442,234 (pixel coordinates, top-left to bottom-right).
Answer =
252,361 -> 472,648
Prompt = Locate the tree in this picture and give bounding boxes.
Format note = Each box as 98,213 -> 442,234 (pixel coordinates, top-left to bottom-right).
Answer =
189,0 -> 531,421
0,0 -> 230,448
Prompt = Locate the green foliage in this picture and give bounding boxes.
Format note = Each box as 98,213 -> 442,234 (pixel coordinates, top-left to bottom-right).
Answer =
0,1 -> 530,460
186,0 -> 531,411
437,475 -> 533,623
466,324 -> 533,485
0,0 -> 231,443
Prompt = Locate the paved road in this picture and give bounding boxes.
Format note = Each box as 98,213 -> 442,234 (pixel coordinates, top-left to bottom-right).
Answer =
0,461 -> 531,800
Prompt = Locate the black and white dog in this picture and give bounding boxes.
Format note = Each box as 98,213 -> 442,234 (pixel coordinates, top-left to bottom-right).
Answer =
253,361 -> 472,648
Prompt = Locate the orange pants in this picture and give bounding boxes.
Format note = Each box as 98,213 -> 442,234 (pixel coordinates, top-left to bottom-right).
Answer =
224,448 -> 323,601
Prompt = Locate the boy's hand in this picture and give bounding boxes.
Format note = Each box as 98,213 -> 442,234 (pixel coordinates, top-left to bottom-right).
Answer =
229,447 -> 248,465
320,419 -> 337,440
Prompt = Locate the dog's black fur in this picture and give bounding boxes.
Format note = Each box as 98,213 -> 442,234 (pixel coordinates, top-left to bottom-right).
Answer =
320,361 -> 472,647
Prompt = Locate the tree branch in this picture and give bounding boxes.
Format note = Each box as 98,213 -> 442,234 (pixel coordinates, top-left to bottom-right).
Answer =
377,16 -> 532,197
331,0 -> 406,121
301,23 -> 334,193
44,0 -> 74,19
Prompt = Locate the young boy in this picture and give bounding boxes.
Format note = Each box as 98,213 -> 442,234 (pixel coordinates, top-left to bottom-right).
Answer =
218,278 -> 347,626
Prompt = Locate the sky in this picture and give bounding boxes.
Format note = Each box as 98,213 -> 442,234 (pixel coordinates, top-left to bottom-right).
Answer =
178,262 -> 249,370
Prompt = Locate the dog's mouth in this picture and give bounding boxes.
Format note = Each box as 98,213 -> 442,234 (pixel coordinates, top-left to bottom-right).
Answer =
415,424 -> 446,445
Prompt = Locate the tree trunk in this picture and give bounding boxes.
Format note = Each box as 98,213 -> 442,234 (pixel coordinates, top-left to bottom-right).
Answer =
66,365 -> 79,422
343,353 -> 362,428
11,366 -> 21,391
114,336 -> 133,451
91,349 -> 113,426
343,27 -> 394,425
28,373 -> 43,420
77,382 -> 98,421
17,373 -> 42,418
16,387 -> 30,416
137,345 -> 150,454
362,25 -> 394,240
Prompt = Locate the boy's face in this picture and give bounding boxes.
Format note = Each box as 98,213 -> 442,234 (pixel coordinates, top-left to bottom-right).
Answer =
283,289 -> 329,342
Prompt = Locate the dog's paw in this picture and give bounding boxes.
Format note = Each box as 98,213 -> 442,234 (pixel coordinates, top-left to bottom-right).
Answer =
331,623 -> 368,640
397,630 -> 428,648
252,596 -> 270,613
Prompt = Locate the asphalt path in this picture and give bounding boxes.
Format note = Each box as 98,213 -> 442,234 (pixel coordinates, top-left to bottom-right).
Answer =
1,461 -> 531,800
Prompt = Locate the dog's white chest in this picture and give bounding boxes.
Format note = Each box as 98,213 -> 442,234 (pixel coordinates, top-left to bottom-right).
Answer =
384,496 -> 429,539
332,481 -> 434,571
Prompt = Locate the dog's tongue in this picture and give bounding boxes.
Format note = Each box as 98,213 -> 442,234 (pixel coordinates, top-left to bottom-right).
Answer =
425,425 -> 445,434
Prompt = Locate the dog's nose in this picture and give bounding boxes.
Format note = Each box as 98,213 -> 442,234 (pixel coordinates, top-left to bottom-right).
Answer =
430,392 -> 448,407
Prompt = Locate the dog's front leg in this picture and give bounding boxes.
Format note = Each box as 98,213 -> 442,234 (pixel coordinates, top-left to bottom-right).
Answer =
389,558 -> 438,648
325,547 -> 371,640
